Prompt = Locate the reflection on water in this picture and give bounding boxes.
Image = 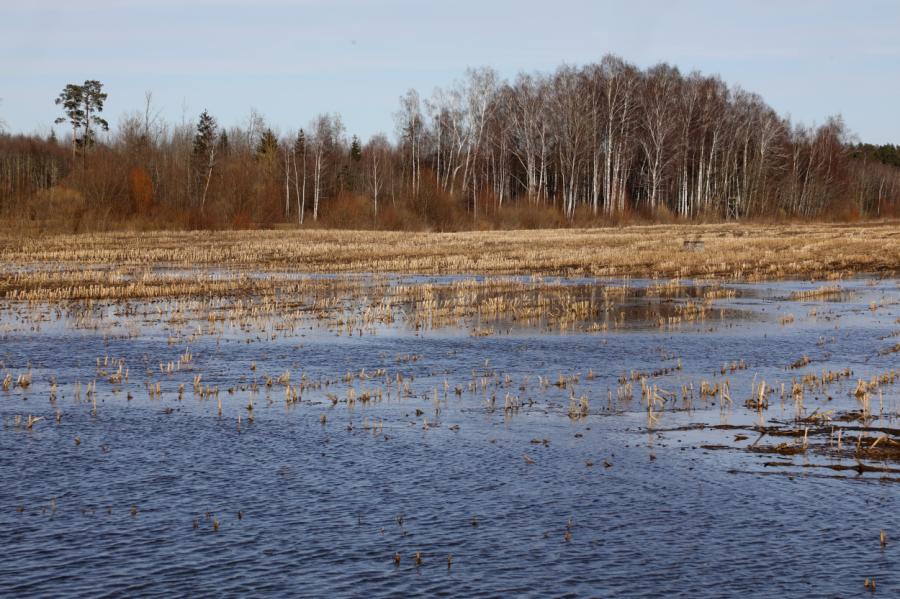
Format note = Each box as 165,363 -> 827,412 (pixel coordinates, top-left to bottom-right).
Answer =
1,276 -> 899,597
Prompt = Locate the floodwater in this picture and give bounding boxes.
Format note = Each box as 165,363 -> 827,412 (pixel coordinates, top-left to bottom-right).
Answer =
1,276 -> 899,597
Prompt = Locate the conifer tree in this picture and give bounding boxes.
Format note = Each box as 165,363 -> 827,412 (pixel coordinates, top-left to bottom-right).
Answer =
217,129 -> 230,157
349,135 -> 362,162
192,110 -> 218,212
294,130 -> 306,157
256,128 -> 278,159
54,80 -> 109,161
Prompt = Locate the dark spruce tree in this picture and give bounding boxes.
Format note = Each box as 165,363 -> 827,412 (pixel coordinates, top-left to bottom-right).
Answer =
193,110 -> 218,157
217,129 -> 230,158
349,135 -> 362,162
191,110 -> 218,212
256,128 -> 279,159
294,129 -> 306,156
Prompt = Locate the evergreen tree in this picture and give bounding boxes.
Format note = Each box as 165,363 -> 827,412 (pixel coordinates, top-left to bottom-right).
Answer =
217,129 -> 230,157
193,110 -> 218,158
54,80 -> 109,158
80,80 -> 109,147
294,129 -> 306,156
349,135 -> 362,162
191,110 -> 218,211
256,128 -> 278,159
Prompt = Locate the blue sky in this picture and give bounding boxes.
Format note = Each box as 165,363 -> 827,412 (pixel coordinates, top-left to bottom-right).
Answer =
2,0 -> 898,143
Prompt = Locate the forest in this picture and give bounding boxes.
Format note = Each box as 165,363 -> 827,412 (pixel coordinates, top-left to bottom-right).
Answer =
1,55 -> 899,232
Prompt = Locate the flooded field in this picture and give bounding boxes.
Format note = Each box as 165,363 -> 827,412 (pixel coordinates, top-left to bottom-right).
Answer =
2,272 -> 899,597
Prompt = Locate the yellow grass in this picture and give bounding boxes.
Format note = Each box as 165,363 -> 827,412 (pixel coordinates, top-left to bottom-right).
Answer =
1,222 -> 898,280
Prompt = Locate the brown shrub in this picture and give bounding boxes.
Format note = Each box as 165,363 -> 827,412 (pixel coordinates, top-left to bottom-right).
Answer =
230,210 -> 255,230
419,178 -> 466,231
318,193 -> 374,229
492,202 -> 560,229
26,186 -> 88,233
376,203 -> 424,231
129,166 -> 154,215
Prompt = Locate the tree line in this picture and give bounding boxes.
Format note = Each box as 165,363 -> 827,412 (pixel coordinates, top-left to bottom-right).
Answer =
1,58 -> 899,232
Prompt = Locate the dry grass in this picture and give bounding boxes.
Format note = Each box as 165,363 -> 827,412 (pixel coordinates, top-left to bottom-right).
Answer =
1,222 -> 898,280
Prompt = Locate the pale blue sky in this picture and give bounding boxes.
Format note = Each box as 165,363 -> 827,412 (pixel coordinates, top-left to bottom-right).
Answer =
2,0 -> 898,143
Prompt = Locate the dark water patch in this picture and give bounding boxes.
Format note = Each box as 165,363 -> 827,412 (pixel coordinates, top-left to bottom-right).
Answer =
1,277 -> 899,597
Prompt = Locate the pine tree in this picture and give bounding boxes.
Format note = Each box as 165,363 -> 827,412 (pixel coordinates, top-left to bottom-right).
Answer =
79,80 -> 109,148
54,80 -> 109,161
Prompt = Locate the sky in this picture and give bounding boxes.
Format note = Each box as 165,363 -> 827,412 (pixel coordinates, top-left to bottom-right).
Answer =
2,0 -> 899,143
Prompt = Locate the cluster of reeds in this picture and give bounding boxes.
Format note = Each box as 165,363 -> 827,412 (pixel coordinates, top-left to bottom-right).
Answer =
1,370 -> 32,391
788,284 -> 843,301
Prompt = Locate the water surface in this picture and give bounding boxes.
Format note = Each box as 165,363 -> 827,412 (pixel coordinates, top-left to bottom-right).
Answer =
1,276 -> 899,597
